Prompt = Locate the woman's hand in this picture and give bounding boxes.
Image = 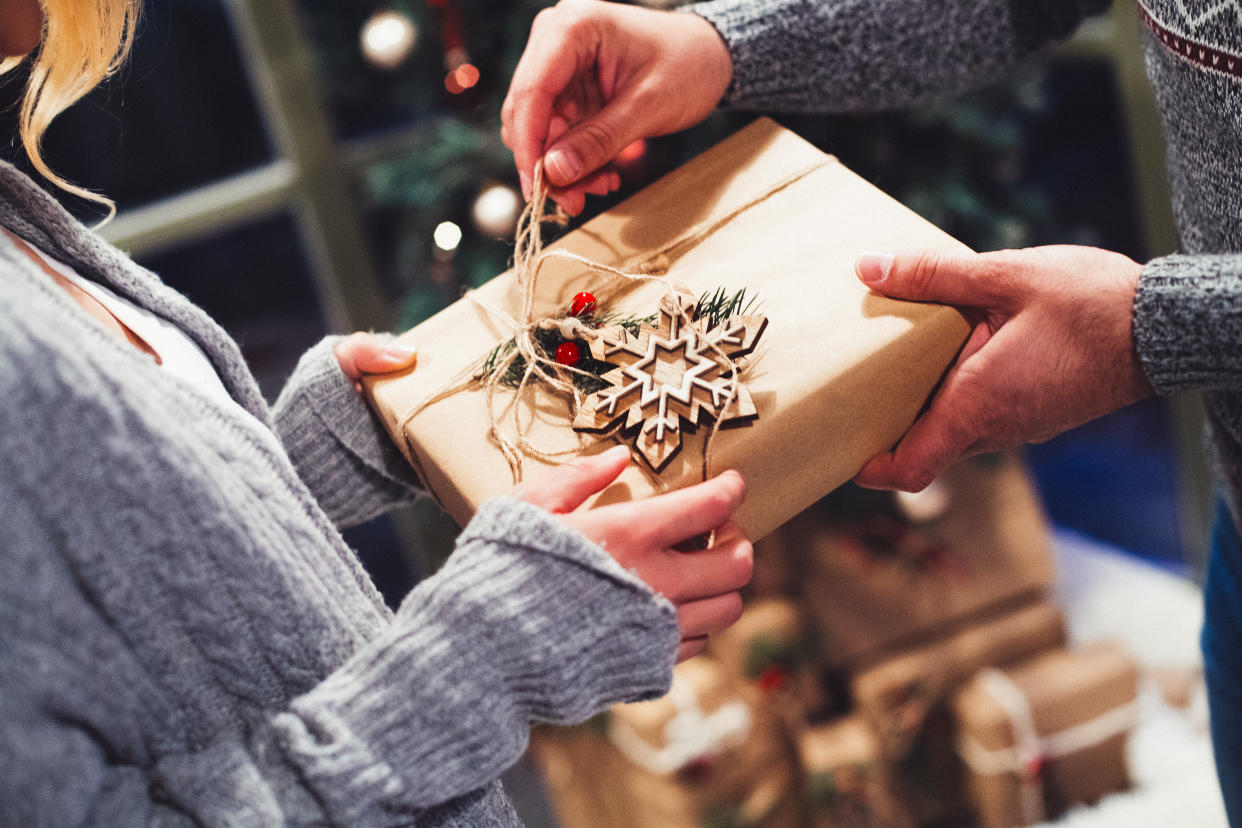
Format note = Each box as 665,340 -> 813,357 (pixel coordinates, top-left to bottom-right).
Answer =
501,0 -> 732,215
852,244 -> 1155,491
334,332 -> 417,391
519,445 -> 752,661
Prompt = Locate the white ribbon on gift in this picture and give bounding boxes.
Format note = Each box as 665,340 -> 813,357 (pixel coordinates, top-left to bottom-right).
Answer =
955,667 -> 1141,825
608,677 -> 752,776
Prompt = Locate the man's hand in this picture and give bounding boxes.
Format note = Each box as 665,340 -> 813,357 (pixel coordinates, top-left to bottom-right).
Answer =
501,0 -> 732,215
853,245 -> 1154,491
519,445 -> 752,662
334,332 -> 417,391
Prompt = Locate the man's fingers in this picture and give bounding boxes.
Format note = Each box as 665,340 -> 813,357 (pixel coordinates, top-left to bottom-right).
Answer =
333,332 -> 417,382
855,249 -> 1025,309
676,592 -> 743,638
517,445 -> 631,513
853,379 -> 975,492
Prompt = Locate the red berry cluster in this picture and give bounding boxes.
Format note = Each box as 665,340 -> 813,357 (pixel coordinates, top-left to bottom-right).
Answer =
555,292 -> 597,367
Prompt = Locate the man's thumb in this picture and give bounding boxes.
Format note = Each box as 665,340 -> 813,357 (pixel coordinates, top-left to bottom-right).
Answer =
855,249 -> 1005,308
542,104 -> 639,188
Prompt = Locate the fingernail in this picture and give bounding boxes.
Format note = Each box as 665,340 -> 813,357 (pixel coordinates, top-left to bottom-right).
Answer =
383,342 -> 417,362
545,147 -> 582,184
603,444 -> 630,463
519,171 -> 532,201
856,250 -> 895,284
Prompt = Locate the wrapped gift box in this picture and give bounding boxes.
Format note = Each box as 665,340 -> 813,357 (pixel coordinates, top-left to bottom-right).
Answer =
604,657 -> 803,826
799,715 -> 914,828
852,599 -> 1067,758
709,597 -> 829,722
791,453 -> 1057,667
951,641 -> 1139,827
364,117 -> 970,539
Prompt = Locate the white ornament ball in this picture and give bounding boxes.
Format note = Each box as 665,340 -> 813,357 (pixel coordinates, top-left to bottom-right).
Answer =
361,9 -> 418,70
472,183 -> 522,238
894,477 -> 951,524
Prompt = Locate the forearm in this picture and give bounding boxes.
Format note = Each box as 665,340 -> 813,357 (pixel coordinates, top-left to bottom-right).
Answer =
273,337 -> 423,528
259,497 -> 678,822
690,0 -> 1106,112
1134,253 -> 1242,393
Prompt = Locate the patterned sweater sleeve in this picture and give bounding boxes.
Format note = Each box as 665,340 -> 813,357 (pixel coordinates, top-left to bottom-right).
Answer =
1133,254 -> 1242,393
689,0 -> 1109,112
271,336 -> 424,529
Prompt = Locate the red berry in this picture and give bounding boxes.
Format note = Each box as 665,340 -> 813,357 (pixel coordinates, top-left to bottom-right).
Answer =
570,291 -> 597,317
555,341 -> 581,366
757,665 -> 789,694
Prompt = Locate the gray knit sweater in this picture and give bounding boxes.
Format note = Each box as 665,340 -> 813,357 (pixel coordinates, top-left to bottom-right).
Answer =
0,160 -> 678,825
693,0 -> 1242,526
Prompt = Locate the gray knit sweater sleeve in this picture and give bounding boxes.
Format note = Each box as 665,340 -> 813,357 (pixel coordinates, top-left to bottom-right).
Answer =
272,336 -> 424,529
690,0 -> 1108,111
1134,254 -> 1242,394
259,497 -> 678,824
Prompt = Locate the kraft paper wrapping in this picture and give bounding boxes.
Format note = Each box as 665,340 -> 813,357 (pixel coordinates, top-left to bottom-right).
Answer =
952,642 -> 1139,827
607,657 -> 800,824
851,599 -> 1068,758
799,715 -> 915,828
364,118 -> 970,539
791,453 -> 1058,668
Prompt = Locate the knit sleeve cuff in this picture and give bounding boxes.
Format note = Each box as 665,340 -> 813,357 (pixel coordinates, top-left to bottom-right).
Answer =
688,0 -> 799,109
270,496 -> 676,818
272,337 -> 423,527
1134,253 -> 1242,394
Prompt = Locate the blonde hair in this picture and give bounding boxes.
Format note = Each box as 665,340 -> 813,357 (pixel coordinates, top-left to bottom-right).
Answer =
2,0 -> 141,219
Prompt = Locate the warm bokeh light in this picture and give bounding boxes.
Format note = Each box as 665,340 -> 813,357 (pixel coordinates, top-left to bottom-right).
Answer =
433,220 -> 462,252
359,10 -> 417,70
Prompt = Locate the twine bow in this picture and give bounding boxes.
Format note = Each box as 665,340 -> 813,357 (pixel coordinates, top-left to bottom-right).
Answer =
397,157 -> 830,485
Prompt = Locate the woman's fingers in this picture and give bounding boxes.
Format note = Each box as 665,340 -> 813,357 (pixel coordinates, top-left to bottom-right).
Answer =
676,591 -> 744,638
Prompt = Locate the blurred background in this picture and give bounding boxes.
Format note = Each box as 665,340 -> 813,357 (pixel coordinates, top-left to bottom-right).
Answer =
0,0 -> 1214,822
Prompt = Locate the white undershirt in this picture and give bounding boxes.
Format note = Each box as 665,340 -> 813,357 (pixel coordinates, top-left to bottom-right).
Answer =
9,233 -> 241,413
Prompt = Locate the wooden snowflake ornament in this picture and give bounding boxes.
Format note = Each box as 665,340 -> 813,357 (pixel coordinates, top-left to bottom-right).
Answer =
572,290 -> 768,473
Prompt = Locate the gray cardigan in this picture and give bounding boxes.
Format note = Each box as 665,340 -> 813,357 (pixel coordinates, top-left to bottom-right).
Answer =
0,160 -> 677,825
694,0 -> 1242,526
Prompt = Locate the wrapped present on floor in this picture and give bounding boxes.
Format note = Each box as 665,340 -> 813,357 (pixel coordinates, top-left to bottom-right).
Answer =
799,715 -> 914,828
951,641 -> 1140,827
602,656 -> 804,827
363,117 -> 970,540
709,597 -> 829,724
851,599 -> 1067,759
849,599 -> 1067,825
790,453 -> 1056,668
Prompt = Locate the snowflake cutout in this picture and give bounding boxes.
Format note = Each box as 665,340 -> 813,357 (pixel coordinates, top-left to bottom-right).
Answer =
572,290 -> 768,473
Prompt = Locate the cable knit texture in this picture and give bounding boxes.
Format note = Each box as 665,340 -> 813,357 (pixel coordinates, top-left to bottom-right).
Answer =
692,0 -> 1242,523
0,159 -> 678,826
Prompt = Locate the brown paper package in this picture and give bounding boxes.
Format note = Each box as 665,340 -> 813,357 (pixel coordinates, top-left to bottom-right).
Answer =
799,715 -> 915,828
709,597 -> 830,723
952,642 -> 1139,828
791,453 -> 1057,668
851,599 -> 1068,758
605,657 -> 804,827
363,118 -> 970,539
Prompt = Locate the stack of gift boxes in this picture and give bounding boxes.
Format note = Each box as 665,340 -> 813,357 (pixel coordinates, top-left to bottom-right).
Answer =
530,451 -> 1141,827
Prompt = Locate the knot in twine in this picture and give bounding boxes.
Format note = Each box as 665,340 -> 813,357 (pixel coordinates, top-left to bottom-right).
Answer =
398,157 -> 830,484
